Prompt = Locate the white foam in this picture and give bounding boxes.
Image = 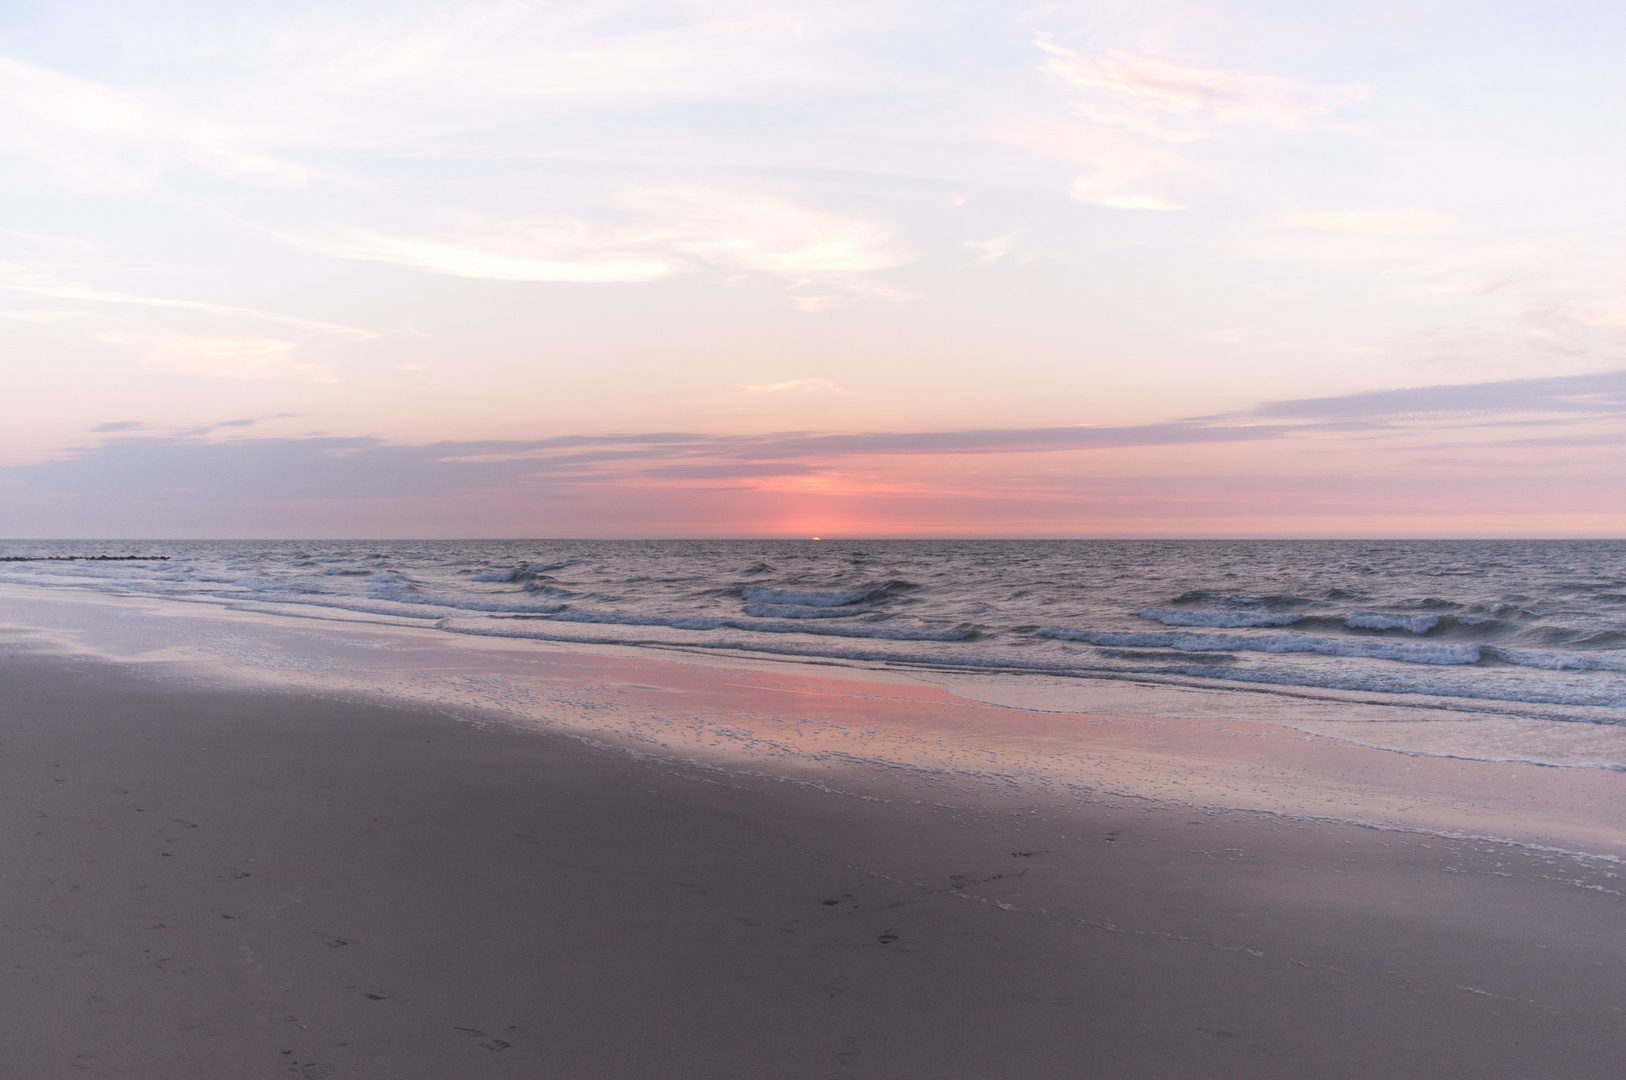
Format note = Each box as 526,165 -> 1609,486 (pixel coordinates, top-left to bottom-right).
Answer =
230,577 -> 304,592
1138,607 -> 1303,628
1043,627 -> 1482,666
545,609 -> 975,642
741,602 -> 865,619
1491,647 -> 1626,674
1345,612 -> 1439,633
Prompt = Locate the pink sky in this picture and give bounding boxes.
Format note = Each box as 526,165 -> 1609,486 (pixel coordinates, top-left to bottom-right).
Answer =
3,2 -> 1624,536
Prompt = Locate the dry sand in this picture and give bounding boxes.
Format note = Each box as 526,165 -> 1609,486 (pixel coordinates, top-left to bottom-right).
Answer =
5,649 -> 1626,1079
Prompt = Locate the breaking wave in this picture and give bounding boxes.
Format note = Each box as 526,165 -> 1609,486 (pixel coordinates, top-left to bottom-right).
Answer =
1042,627 -> 1483,666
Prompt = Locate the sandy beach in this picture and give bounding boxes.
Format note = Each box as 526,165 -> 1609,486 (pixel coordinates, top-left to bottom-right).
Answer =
5,611 -> 1626,1078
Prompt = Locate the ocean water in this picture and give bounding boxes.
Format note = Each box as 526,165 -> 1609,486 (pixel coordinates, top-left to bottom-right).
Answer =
3,539 -> 1625,728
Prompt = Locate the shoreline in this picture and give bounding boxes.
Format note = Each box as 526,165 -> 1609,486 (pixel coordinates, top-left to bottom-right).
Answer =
4,566 -> 1625,768
5,649 -> 1626,1077
3,582 -> 1625,858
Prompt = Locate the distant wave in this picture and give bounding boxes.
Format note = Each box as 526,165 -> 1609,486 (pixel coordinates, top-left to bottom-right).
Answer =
471,562 -> 568,583
742,585 -> 872,607
741,602 -> 867,619
230,577 -> 311,593
1041,627 -> 1482,666
740,580 -> 916,608
1138,607 -> 1303,628
1492,647 -> 1626,674
1345,612 -> 1439,633
365,582 -> 568,614
1168,590 -> 1311,610
1145,608 -> 1448,635
543,608 -> 976,642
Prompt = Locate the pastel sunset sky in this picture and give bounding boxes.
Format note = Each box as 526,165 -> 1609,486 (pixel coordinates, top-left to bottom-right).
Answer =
3,0 -> 1624,537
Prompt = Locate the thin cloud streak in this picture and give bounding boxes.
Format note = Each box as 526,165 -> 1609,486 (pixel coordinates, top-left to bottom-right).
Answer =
139,335 -> 336,383
1243,369 -> 1626,422
0,261 -> 376,338
299,227 -> 675,284
1034,34 -> 1368,211
0,53 -> 308,190
280,187 -> 910,301
1036,40 -> 1368,143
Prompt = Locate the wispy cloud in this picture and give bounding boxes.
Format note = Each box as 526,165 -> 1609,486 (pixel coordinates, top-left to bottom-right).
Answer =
287,186 -> 910,303
0,261 -> 375,338
1035,36 -> 1367,211
0,308 -> 90,324
959,234 -> 1016,262
1578,305 -> 1626,328
1037,40 -> 1368,143
634,186 -> 906,278
1243,368 -> 1626,423
1064,139 -> 1191,210
138,335 -> 335,383
1242,205 -> 1489,278
0,54 -> 307,190
297,225 -> 673,284
0,4 -> 856,192
744,378 -> 846,394
290,0 -> 848,111
0,0 -> 893,228
1277,208 -> 1456,235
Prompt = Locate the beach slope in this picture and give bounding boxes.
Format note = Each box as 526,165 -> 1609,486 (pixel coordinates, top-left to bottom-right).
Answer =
4,653 -> 1625,1079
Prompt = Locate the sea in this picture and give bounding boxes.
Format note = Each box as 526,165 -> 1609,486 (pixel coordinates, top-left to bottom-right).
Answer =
3,539 -> 1624,733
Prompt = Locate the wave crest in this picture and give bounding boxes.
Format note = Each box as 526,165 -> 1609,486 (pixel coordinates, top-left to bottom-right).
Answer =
1345,612 -> 1440,633
1040,627 -> 1482,666
1138,607 -> 1303,628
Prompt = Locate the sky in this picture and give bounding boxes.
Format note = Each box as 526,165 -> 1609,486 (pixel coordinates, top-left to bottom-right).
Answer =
2,0 -> 1624,537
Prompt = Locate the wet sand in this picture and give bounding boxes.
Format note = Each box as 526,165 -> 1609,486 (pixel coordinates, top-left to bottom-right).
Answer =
5,651 -> 1626,1079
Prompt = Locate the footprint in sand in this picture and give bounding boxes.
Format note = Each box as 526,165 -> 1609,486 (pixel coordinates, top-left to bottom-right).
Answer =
453,1025 -> 528,1051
